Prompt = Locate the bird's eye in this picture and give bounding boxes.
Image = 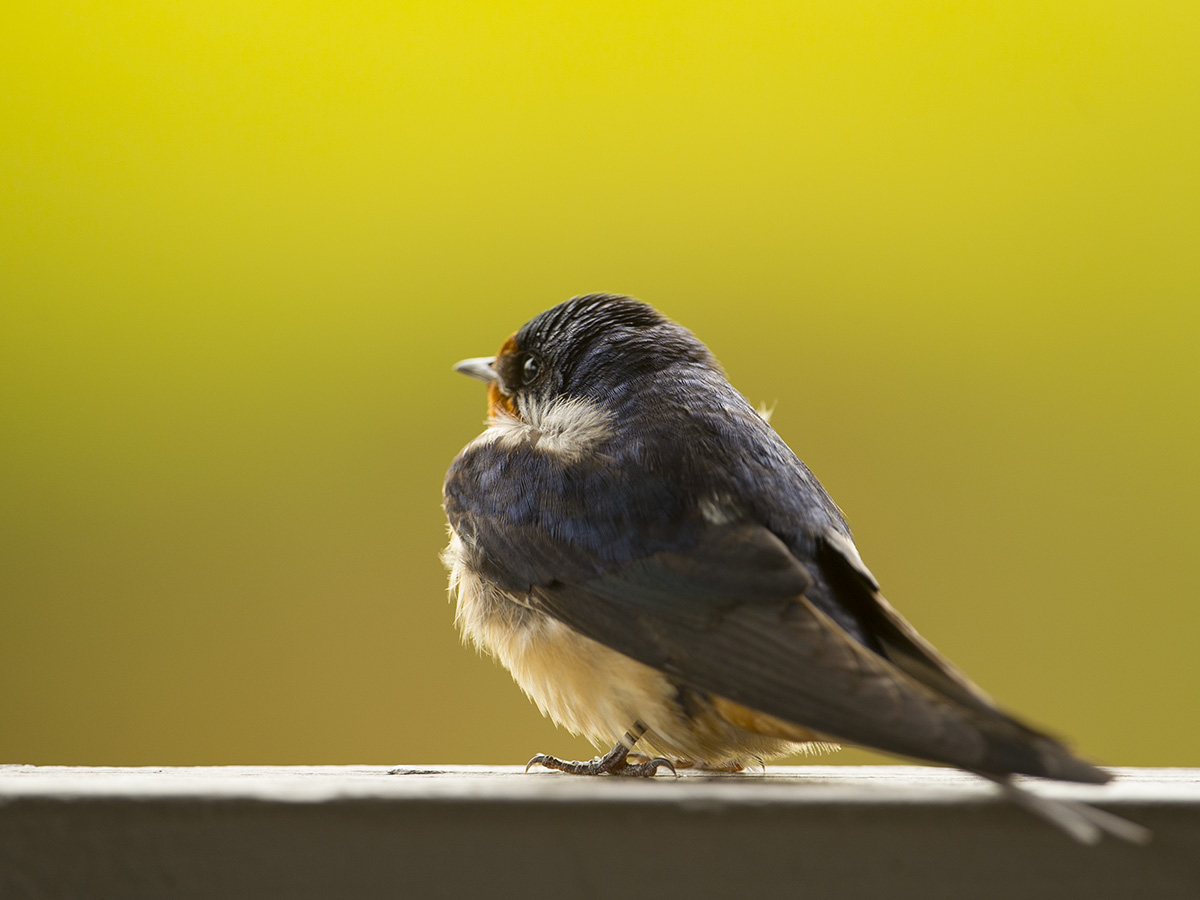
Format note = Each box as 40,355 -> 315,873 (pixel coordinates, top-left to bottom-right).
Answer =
521,355 -> 542,384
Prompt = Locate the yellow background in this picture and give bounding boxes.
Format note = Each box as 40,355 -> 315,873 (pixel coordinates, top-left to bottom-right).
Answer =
2,2 -> 1197,767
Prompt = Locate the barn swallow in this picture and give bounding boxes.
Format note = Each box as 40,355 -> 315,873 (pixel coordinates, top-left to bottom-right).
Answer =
442,294 -> 1147,843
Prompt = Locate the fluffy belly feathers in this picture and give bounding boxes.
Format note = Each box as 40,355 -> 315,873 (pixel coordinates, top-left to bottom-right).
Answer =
443,530 -> 833,766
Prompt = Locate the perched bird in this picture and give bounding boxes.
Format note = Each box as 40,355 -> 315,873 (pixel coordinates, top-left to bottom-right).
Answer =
443,293 -> 1145,843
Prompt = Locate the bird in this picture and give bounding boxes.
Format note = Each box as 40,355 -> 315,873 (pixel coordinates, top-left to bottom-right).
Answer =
442,293 -> 1146,843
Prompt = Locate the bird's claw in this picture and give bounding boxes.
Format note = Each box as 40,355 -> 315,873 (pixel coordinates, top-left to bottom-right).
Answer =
525,742 -> 676,777
621,756 -> 678,777
525,753 -> 564,774
524,722 -> 675,777
525,751 -> 676,777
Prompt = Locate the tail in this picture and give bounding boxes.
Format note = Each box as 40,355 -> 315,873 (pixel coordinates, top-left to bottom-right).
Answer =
974,771 -> 1152,845
971,718 -> 1114,784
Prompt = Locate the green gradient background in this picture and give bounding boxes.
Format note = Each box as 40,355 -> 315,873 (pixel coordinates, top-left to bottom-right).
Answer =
2,2 -> 1197,767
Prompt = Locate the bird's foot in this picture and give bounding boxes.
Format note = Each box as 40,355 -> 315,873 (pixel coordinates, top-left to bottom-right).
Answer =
525,722 -> 677,777
526,748 -> 676,777
630,754 -> 744,772
616,754 -> 678,777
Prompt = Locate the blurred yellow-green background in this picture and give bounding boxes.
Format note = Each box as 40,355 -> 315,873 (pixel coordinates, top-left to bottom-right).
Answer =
2,2 -> 1197,767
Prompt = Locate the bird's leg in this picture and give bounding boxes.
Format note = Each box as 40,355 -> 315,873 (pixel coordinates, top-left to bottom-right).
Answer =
525,721 -> 677,777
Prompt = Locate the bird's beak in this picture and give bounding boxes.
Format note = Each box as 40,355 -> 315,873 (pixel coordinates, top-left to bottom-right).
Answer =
453,356 -> 498,384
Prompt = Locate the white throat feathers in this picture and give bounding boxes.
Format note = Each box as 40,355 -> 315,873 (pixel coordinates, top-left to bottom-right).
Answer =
476,395 -> 612,461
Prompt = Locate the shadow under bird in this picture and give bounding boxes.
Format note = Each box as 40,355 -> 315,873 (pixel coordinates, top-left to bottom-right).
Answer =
442,293 -> 1147,844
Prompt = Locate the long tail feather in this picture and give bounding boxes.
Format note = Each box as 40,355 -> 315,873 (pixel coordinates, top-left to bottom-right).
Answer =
976,772 -> 1152,845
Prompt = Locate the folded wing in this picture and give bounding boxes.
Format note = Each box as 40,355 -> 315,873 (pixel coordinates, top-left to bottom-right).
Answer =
531,522 -> 1108,783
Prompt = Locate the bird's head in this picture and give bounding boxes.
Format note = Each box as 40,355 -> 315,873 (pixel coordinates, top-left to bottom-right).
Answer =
453,293 -> 718,424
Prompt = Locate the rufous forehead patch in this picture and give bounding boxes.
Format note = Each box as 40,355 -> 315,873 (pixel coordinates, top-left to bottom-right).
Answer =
496,333 -> 518,358
487,332 -> 520,418
487,381 -> 517,417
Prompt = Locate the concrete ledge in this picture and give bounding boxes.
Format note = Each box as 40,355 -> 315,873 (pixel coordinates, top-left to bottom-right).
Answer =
1,766 -> 1196,899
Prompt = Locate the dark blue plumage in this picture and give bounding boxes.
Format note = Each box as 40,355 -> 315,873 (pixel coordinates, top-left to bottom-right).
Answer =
443,293 -> 1119,795
445,295 -> 861,629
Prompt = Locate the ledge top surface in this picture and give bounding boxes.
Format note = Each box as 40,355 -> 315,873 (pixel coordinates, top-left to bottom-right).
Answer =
0,765 -> 1194,806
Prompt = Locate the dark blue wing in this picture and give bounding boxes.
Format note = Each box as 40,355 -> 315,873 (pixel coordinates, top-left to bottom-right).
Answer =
444,403 -> 1106,782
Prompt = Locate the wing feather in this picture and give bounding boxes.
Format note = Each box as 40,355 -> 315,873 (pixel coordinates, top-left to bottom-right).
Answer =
532,523 -> 1107,781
